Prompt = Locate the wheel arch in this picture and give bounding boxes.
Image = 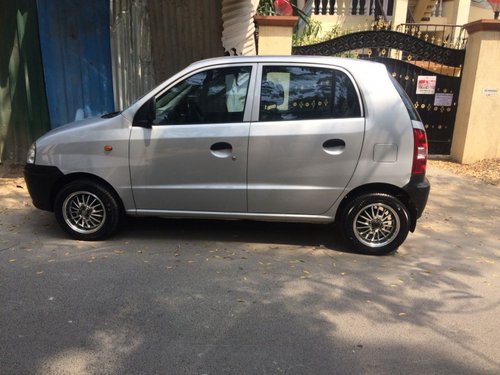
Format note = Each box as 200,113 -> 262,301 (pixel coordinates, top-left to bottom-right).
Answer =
336,183 -> 417,232
50,173 -> 125,215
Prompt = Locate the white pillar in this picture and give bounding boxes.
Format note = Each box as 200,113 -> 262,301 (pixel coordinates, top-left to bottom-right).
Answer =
392,0 -> 408,29
254,16 -> 299,55
451,0 -> 471,25
451,20 -> 500,163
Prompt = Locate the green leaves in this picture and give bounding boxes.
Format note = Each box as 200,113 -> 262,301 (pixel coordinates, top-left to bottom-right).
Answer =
257,0 -> 276,16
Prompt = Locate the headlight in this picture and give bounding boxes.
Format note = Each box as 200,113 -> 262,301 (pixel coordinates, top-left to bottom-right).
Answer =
27,143 -> 36,164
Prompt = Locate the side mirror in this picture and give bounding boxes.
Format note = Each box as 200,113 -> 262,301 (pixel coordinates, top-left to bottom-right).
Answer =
132,98 -> 155,128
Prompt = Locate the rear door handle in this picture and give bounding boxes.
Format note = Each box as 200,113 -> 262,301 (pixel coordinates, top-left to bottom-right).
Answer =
322,139 -> 346,155
210,142 -> 233,158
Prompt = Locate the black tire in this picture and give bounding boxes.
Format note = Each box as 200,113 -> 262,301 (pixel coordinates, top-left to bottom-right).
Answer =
341,193 -> 410,255
54,180 -> 122,241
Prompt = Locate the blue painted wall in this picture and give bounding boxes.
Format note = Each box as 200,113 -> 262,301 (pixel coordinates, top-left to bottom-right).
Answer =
37,0 -> 114,128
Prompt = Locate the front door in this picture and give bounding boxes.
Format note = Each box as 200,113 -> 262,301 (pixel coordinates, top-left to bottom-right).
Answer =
248,64 -> 365,215
129,65 -> 254,213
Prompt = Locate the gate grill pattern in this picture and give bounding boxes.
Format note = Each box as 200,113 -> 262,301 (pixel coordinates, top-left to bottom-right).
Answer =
293,30 -> 465,154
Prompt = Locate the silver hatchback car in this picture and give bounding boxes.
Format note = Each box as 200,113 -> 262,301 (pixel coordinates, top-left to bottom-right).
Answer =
25,56 -> 429,255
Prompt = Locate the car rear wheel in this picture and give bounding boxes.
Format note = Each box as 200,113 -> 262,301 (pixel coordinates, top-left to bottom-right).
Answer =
341,193 -> 410,255
54,180 -> 121,240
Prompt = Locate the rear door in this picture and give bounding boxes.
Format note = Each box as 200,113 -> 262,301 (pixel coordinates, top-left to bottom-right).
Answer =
129,64 -> 255,213
248,64 -> 365,215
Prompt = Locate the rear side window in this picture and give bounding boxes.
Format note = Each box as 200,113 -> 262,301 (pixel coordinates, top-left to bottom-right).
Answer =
259,66 -> 361,122
389,74 -> 421,121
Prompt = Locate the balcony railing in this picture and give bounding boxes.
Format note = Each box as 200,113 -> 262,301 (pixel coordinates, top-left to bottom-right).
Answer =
432,0 -> 443,17
305,0 -> 394,18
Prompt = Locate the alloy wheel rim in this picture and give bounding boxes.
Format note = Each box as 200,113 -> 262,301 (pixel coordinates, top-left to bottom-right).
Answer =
62,191 -> 106,234
353,202 -> 400,248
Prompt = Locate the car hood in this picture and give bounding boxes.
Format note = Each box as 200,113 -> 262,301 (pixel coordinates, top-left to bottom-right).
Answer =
36,113 -> 132,149
37,116 -> 110,141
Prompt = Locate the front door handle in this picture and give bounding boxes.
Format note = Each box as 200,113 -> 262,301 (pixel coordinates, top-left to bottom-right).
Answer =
210,142 -> 233,158
322,139 -> 346,155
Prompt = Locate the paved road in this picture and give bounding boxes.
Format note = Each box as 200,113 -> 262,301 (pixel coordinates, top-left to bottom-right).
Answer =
1,165 -> 499,374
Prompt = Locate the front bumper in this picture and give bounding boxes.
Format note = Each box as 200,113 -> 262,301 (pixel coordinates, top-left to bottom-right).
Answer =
24,164 -> 64,211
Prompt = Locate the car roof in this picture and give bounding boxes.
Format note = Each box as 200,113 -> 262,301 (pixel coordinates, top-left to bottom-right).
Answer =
187,55 -> 383,72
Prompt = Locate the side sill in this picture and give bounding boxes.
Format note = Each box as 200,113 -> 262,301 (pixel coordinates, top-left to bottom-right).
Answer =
126,209 -> 335,224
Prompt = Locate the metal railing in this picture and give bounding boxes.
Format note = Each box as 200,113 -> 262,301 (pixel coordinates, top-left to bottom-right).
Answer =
396,23 -> 468,49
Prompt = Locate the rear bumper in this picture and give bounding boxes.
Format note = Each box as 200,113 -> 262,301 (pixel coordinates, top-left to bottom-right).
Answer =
403,174 -> 430,229
24,164 -> 63,211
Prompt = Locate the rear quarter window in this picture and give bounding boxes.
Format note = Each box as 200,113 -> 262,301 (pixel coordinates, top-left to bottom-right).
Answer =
389,74 -> 421,122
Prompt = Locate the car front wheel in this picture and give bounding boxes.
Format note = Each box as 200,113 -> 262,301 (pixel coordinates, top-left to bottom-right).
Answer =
54,180 -> 121,240
341,193 -> 410,255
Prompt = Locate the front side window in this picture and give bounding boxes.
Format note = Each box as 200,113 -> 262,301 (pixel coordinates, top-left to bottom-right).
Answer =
259,66 -> 361,122
154,66 -> 252,125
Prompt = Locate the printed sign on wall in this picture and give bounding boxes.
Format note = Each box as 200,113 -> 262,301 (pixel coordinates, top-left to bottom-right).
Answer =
434,93 -> 453,107
416,76 -> 437,95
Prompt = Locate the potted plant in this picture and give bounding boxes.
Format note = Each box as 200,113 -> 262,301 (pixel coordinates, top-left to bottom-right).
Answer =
255,0 -> 299,27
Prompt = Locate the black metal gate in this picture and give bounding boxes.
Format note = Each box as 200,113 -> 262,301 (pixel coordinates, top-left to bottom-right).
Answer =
292,28 -> 466,154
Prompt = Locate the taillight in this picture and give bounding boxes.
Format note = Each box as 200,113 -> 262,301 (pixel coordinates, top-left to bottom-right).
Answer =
412,128 -> 428,175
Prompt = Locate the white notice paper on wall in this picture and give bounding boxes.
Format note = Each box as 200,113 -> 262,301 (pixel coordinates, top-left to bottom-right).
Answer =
482,88 -> 498,96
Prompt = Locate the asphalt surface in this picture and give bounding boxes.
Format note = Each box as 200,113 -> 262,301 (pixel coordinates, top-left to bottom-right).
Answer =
0,164 -> 499,374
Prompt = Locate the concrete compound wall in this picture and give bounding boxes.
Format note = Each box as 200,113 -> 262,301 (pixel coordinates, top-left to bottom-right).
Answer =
451,20 -> 500,163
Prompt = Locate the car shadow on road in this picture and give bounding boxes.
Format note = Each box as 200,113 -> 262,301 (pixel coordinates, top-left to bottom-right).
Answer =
118,216 -> 354,253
